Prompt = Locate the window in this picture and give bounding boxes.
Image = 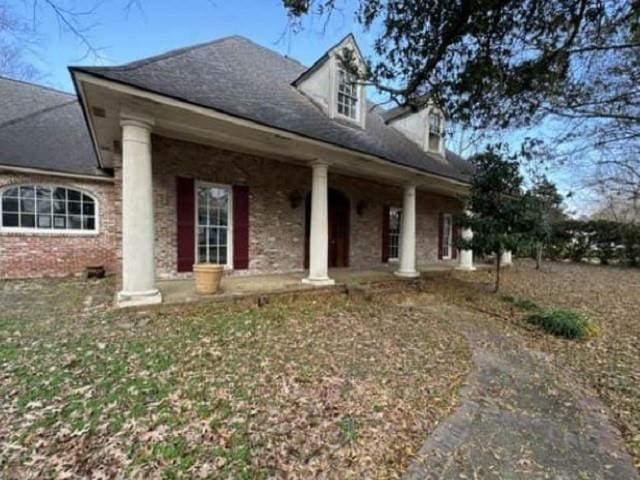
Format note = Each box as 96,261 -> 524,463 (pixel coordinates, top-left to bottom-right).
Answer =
428,110 -> 444,153
337,68 -> 358,120
442,213 -> 453,259
196,183 -> 231,265
389,207 -> 402,261
1,185 -> 97,232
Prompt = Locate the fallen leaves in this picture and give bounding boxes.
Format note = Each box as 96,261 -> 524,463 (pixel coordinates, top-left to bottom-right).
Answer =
0,278 -> 470,478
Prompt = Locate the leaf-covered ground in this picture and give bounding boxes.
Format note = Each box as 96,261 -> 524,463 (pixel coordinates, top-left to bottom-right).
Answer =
0,278 -> 470,479
428,261 -> 640,471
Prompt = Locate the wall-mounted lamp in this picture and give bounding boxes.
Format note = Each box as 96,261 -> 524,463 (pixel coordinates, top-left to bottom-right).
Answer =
289,190 -> 303,209
356,200 -> 369,216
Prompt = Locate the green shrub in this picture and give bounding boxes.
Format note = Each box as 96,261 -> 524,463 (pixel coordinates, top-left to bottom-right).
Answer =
502,295 -> 541,312
513,297 -> 540,312
526,308 -> 598,339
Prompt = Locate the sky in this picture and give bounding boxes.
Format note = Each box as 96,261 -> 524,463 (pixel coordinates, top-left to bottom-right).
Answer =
7,0 -> 586,213
11,0 -> 374,93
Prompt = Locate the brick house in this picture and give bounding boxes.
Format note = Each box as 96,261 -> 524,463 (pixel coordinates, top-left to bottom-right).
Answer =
1,34 -> 477,307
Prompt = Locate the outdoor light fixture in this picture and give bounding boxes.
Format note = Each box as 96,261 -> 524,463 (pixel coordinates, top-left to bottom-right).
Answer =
289,190 -> 303,209
356,200 -> 369,216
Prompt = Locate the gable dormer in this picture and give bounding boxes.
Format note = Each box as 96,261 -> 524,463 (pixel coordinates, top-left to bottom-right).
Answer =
293,34 -> 367,129
384,103 -> 446,157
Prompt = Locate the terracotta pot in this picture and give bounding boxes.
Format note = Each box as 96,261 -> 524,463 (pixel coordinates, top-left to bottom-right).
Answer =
193,263 -> 225,295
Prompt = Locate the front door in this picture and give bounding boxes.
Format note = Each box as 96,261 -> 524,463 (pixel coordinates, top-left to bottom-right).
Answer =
304,188 -> 350,268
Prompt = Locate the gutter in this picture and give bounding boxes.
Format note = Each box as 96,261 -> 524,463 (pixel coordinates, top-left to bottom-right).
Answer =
0,164 -> 114,182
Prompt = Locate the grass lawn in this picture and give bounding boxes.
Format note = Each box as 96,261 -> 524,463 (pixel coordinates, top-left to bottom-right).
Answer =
0,278 -> 470,479
432,261 -> 640,470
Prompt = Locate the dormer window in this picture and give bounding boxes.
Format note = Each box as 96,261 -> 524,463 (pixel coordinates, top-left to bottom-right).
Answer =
427,110 -> 444,153
336,69 -> 358,120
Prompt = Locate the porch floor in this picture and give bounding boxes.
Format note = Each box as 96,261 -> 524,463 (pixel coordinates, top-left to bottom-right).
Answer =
157,262 -> 479,305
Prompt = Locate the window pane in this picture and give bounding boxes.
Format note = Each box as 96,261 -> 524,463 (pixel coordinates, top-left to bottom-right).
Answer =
2,213 -> 19,227
429,133 -> 440,151
67,189 -> 81,201
84,216 -> 96,230
208,227 -> 219,246
37,215 -> 52,228
21,214 -> 35,228
2,196 -> 19,212
37,199 -> 52,213
82,200 -> 95,215
53,188 -> 66,201
20,186 -> 35,198
53,199 -> 66,215
198,246 -> 207,263
198,227 -> 206,246
54,216 -> 66,229
198,207 -> 208,225
209,246 -> 219,264
21,198 -> 35,213
68,215 -> 82,229
68,201 -> 81,215
4,187 -> 19,197
36,187 -> 52,198
82,194 -> 93,203
218,247 -> 227,265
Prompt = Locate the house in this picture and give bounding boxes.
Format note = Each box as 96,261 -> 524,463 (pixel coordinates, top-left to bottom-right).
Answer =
0,34 -> 476,307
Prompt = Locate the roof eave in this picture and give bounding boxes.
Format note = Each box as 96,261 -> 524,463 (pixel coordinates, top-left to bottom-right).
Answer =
69,66 -> 106,170
73,69 -> 471,188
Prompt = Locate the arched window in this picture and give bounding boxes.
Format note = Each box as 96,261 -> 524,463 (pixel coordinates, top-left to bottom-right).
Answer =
427,110 -> 444,154
1,185 -> 98,232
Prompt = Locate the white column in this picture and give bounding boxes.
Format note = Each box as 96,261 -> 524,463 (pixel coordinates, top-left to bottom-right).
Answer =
395,184 -> 419,278
457,227 -> 476,271
303,160 -> 335,286
500,250 -> 513,267
117,115 -> 162,307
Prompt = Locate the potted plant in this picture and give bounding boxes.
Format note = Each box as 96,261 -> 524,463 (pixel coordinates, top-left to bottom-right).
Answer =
193,263 -> 225,295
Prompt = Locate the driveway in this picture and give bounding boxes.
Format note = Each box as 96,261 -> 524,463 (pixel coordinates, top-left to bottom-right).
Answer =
403,301 -> 639,479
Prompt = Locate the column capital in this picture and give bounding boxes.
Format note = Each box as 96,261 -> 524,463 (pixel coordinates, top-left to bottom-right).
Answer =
310,159 -> 331,169
120,110 -> 155,131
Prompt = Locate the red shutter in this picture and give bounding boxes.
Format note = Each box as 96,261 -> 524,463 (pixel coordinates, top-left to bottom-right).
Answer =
233,185 -> 250,270
382,205 -> 390,263
176,177 -> 195,272
452,225 -> 459,260
437,212 -> 444,260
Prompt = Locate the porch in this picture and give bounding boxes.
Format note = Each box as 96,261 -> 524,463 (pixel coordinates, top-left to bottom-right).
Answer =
157,262 -> 483,305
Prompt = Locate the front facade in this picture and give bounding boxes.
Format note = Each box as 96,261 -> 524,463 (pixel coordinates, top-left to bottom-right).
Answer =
1,34 -> 476,306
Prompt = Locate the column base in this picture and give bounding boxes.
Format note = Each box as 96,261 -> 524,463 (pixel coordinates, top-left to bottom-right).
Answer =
394,270 -> 420,278
456,265 -> 477,271
302,277 -> 336,286
117,289 -> 162,308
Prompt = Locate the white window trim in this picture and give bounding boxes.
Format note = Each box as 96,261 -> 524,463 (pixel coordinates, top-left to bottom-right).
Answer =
388,206 -> 402,262
329,57 -> 366,128
442,213 -> 453,260
194,181 -> 233,269
425,108 -> 445,155
0,183 -> 100,236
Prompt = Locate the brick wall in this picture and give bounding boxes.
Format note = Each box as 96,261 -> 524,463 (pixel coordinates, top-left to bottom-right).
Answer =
150,136 -> 462,279
0,172 -> 118,279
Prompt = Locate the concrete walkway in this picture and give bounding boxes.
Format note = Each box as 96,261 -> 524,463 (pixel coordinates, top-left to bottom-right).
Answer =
404,306 -> 639,480
157,263 -> 469,305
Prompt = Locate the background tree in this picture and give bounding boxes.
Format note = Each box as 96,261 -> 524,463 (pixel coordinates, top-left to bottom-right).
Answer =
284,1 -> 639,213
525,177 -> 567,268
460,146 -> 530,292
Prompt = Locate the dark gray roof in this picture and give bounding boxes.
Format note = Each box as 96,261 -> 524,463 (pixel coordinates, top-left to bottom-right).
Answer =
0,76 -> 104,177
74,36 -> 472,183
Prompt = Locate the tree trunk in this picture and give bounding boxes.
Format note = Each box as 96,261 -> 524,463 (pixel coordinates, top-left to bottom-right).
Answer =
495,252 -> 501,292
536,243 -> 543,270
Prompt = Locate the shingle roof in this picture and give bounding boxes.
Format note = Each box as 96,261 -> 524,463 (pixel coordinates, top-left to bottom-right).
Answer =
0,76 -> 104,177
74,36 -> 472,183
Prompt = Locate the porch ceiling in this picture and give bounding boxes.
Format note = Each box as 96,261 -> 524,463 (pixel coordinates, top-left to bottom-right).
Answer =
74,72 -> 469,197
